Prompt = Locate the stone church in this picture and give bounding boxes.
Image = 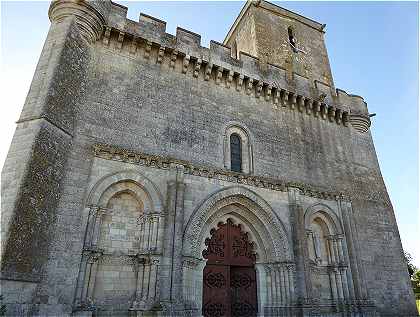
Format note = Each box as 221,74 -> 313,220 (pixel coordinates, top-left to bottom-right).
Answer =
0,0 -> 417,316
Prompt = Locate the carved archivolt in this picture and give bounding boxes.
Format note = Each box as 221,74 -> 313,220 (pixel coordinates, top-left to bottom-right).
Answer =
183,186 -> 292,262
304,203 -> 352,304
85,169 -> 164,213
74,170 -> 164,311
304,203 -> 343,234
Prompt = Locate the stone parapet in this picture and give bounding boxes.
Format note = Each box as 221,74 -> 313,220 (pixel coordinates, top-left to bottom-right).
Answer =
90,1 -> 376,131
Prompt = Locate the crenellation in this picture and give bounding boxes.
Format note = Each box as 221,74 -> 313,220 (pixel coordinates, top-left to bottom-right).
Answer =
97,21 -> 356,128
176,27 -> 201,55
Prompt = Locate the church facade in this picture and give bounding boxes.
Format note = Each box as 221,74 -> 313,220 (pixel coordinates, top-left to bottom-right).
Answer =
0,1 -> 417,316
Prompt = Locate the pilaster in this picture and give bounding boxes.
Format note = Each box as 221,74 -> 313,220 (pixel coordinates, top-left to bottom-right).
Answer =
159,164 -> 186,312
287,187 -> 312,314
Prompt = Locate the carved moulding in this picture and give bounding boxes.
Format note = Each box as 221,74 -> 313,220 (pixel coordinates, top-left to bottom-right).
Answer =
92,143 -> 351,202
182,186 -> 293,263
99,26 -> 351,128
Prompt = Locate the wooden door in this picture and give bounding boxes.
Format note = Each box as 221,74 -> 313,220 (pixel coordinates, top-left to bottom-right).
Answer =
202,219 -> 257,317
230,266 -> 257,317
202,265 -> 230,317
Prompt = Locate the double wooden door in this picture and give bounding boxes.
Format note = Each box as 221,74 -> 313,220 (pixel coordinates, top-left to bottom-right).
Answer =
202,219 -> 257,317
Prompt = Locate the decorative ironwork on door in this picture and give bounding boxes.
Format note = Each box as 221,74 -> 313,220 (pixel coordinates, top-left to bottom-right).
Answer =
202,219 -> 257,317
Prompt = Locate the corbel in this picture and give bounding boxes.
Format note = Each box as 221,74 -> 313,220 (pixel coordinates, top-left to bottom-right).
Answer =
129,38 -> 137,55
255,81 -> 263,98
236,74 -> 244,92
170,50 -> 178,69
144,40 -> 152,59
117,31 -> 125,50
313,101 -> 320,117
193,59 -> 202,78
265,85 -> 272,102
328,106 -> 336,122
182,55 -> 190,74
281,89 -> 288,107
226,70 -> 234,88
342,112 -> 349,127
246,78 -> 253,95
273,89 -> 280,106
321,104 -> 328,120
289,93 -> 297,110
336,109 -> 342,125
204,63 -> 213,81
305,98 -> 313,115
215,67 -> 223,85
102,26 -> 111,46
297,96 -> 305,112
157,46 -> 165,64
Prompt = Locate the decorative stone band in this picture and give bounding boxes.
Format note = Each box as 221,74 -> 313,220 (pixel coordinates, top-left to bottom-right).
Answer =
100,26 -> 351,128
93,144 -> 351,202
348,112 -> 371,133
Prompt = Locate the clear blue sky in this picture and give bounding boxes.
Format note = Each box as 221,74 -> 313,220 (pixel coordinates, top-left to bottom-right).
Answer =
1,1 -> 419,266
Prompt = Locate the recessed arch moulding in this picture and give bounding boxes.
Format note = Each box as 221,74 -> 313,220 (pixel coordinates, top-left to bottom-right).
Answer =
181,185 -> 296,315
35,155 -> 376,316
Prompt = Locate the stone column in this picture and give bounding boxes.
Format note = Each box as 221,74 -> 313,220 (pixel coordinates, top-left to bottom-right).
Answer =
265,266 -> 273,307
74,252 -> 91,307
84,206 -> 99,248
91,207 -> 107,248
287,264 -> 296,305
83,251 -> 102,305
130,255 -> 145,309
160,164 -> 186,310
287,187 -> 311,305
339,200 -> 365,300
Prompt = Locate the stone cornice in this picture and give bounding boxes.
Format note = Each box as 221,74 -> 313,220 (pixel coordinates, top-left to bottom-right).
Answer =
93,143 -> 351,202
98,26 -> 354,129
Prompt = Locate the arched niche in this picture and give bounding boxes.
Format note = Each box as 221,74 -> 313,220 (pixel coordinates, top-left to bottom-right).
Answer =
74,170 -> 164,312
86,169 -> 164,213
304,203 -> 352,304
222,122 -> 254,174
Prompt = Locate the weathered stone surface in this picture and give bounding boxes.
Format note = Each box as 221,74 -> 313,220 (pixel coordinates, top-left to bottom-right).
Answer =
1,1 -> 416,316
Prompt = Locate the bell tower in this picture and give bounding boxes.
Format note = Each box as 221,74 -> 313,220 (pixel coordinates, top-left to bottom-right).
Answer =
224,0 -> 335,90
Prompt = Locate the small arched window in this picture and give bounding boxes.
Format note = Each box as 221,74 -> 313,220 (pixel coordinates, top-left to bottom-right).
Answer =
288,27 -> 297,51
230,133 -> 242,173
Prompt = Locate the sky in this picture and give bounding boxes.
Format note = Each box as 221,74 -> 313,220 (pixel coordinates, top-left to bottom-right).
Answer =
0,1 -> 419,266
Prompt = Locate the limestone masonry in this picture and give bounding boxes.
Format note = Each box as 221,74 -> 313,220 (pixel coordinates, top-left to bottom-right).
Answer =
0,1 -> 417,316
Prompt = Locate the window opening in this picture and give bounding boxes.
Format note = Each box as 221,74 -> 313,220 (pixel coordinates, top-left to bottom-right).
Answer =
230,133 -> 242,173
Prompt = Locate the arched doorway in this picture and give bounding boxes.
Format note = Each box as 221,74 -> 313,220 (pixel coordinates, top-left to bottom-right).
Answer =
202,218 -> 257,317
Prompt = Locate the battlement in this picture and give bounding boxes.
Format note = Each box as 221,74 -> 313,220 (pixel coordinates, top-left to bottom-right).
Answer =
100,1 -> 371,131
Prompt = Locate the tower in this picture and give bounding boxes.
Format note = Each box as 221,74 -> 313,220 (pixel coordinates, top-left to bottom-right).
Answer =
1,1 -> 416,316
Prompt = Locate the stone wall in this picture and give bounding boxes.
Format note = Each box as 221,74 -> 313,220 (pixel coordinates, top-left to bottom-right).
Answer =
0,0 -> 416,316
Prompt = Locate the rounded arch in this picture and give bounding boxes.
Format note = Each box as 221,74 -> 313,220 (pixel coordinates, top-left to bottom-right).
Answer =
222,121 -> 254,174
183,186 -> 292,262
304,202 -> 343,235
85,169 -> 164,213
